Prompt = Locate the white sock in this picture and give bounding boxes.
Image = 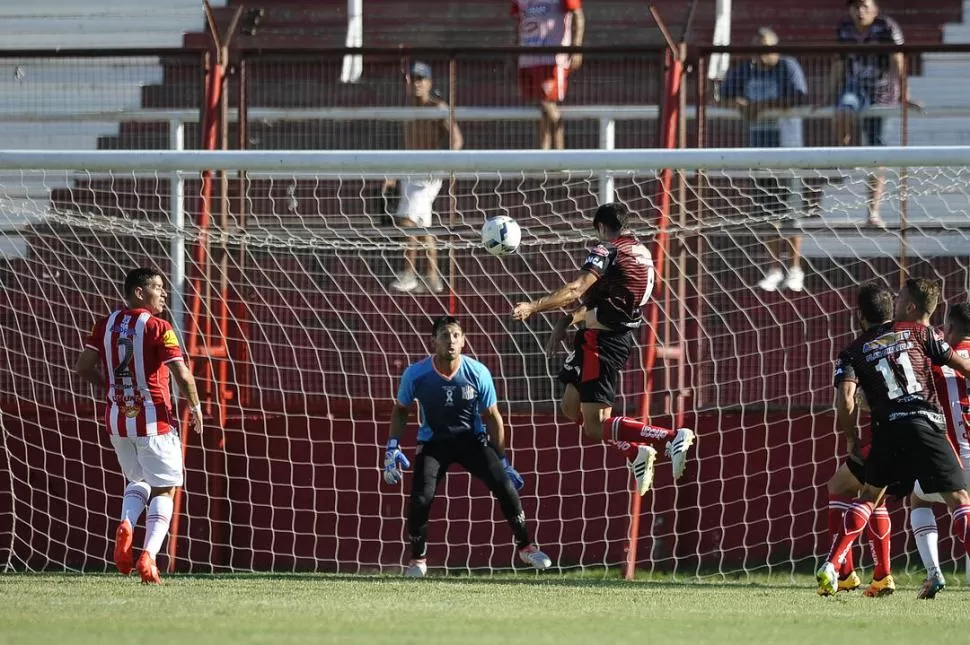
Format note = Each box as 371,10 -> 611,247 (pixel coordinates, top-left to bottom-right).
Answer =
909,507 -> 941,578
143,495 -> 174,559
121,481 -> 151,526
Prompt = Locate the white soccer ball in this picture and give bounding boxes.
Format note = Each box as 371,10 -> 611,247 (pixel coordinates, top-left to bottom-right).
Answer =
481,216 -> 521,257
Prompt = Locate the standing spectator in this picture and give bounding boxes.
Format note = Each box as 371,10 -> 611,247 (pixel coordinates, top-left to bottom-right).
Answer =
386,61 -> 463,294
825,0 -> 919,226
512,0 -> 585,150
722,27 -> 815,293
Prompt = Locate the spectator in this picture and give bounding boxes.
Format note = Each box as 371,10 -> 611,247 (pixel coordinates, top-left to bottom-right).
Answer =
386,61 -> 463,294
512,0 -> 585,150
826,0 -> 919,226
722,27 -> 815,293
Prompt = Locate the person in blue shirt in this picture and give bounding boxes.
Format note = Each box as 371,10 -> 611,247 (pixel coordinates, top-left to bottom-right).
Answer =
383,315 -> 552,576
721,27 -> 820,294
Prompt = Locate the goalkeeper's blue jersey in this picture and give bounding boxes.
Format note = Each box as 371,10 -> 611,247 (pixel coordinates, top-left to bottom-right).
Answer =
396,355 -> 496,442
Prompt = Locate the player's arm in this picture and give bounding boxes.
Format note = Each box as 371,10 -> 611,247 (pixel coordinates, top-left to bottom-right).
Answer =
389,402 -> 410,442
568,2 -> 585,70
384,368 -> 415,485
512,271 -> 597,322
835,379 -> 863,463
168,360 -> 204,434
436,104 -> 464,151
945,352 -> 970,379
73,348 -> 103,388
477,367 -> 523,489
483,404 -> 506,456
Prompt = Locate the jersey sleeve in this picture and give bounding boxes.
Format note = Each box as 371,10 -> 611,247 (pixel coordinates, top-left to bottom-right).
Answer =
396,365 -> 417,407
833,350 -> 857,387
886,17 -> 905,45
154,319 -> 184,365
83,318 -> 103,352
783,58 -> 809,99
925,329 -> 953,366
581,244 -> 611,276
475,363 -> 498,412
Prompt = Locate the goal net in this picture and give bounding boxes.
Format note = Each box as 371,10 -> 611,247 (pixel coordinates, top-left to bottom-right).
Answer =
3,147 -> 970,578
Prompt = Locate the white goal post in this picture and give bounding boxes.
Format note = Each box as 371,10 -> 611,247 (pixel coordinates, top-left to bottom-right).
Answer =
2,146 -> 970,577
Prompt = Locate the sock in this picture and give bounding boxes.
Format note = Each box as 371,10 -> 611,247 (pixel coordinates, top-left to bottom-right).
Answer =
828,495 -> 855,577
827,500 -> 874,568
121,481 -> 151,526
950,504 -> 970,558
142,495 -> 174,559
910,506 -> 941,578
867,505 -> 892,580
602,416 -> 676,447
612,440 -> 640,462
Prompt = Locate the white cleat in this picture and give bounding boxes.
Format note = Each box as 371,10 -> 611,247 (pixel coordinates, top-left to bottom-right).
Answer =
666,428 -> 695,480
783,267 -> 805,292
518,544 -> 552,570
390,273 -> 420,293
404,558 -> 427,577
628,445 -> 657,496
757,268 -> 785,292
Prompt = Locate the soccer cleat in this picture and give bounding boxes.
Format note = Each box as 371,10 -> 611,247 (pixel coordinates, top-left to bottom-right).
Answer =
518,544 -> 552,570
390,273 -> 419,293
916,573 -> 945,600
666,428 -> 695,480
628,445 -> 657,496
404,558 -> 427,578
837,570 -> 861,592
757,268 -> 785,292
136,551 -> 161,585
113,519 -> 134,575
862,575 -> 895,597
816,562 -> 838,597
783,267 -> 805,292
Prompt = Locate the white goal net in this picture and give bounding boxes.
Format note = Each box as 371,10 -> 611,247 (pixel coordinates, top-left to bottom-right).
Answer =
2,147 -> 970,578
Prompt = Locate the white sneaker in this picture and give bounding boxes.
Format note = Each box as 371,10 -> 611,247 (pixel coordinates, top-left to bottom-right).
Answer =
783,267 -> 805,292
816,562 -> 838,596
425,277 -> 445,294
757,268 -> 785,292
665,428 -> 695,480
628,445 -> 657,496
390,273 -> 419,293
518,544 -> 552,570
404,558 -> 427,577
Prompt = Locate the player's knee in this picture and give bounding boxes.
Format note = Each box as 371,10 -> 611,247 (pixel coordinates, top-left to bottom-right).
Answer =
540,101 -> 560,121
559,398 -> 580,422
149,486 -> 176,499
581,418 -> 604,441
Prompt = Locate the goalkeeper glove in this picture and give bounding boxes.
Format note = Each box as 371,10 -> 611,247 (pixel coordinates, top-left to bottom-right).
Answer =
383,438 -> 411,485
501,456 -> 524,491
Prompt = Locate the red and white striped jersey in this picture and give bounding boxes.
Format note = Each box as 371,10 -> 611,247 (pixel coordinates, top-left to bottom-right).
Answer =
932,339 -> 970,469
84,308 -> 184,437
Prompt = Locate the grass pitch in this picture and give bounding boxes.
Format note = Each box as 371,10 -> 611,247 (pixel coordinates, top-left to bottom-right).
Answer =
1,571 -> 967,645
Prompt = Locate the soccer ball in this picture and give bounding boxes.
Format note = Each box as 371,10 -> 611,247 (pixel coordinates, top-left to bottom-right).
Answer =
481,216 -> 521,257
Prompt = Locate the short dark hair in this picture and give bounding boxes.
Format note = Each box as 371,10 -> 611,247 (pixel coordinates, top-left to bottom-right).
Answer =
592,202 -> 630,233
948,302 -> 970,336
123,267 -> 163,299
431,315 -> 461,337
857,282 -> 893,326
902,278 -> 942,317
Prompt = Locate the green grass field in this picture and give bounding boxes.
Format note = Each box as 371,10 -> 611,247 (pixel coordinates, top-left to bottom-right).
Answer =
2,572 -> 967,645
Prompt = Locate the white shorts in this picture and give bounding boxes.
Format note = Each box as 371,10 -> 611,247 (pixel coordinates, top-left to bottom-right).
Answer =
913,467 -> 970,504
395,178 -> 442,228
110,433 -> 184,488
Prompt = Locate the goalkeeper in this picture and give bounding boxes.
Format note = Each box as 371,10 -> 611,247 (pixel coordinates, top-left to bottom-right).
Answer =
383,315 -> 552,576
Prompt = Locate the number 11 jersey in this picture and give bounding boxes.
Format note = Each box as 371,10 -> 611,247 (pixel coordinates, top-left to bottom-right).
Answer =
834,321 -> 952,428
84,308 -> 185,437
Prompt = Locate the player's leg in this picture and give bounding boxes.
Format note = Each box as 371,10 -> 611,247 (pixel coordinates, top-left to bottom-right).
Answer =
109,435 -> 148,575
862,116 -> 886,226
826,461 -> 862,590
455,433 -> 551,570
406,442 -> 450,576
538,66 -> 567,150
134,432 -> 184,584
418,179 -> 443,292
910,482 -> 946,599
390,212 -> 420,292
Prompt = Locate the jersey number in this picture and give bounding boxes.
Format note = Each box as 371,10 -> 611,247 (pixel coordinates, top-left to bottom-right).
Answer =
630,244 -> 655,307
875,353 -> 921,400
113,337 -> 134,378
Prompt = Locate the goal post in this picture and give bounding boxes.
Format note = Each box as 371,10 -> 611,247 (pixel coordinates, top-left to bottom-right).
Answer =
3,146 -> 970,577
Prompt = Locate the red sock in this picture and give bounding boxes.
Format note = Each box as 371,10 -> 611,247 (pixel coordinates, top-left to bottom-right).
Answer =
611,441 -> 640,462
828,495 -> 855,577
867,505 -> 892,580
827,501 -> 874,568
603,416 -> 676,447
952,504 -> 970,556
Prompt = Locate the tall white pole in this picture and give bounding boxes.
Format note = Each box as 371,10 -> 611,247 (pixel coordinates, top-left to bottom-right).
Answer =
169,119 -> 186,340
708,0 -> 732,84
340,0 -> 363,83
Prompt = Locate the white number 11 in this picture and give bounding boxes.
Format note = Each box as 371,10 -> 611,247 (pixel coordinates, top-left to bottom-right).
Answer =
876,353 -> 921,400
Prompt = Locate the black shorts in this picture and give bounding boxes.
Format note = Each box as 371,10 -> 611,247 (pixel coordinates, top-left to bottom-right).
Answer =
558,328 -> 634,405
413,431 -> 505,488
845,452 -> 912,499
866,417 -> 965,496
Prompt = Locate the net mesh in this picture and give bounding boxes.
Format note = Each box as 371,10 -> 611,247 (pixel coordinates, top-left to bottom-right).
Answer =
3,152 -> 970,577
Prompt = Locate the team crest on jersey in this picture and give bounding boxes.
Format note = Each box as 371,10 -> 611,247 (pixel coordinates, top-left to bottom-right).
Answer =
463,385 -> 476,400
162,329 -> 180,348
123,398 -> 141,418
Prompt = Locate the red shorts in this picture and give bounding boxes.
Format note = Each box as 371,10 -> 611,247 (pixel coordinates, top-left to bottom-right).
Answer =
518,65 -> 568,103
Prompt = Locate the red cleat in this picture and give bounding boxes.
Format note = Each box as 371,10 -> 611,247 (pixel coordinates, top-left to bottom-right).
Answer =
113,520 -> 134,575
136,551 -> 161,585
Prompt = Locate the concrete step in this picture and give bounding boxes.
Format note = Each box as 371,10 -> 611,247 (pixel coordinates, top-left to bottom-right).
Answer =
0,60 -> 164,85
